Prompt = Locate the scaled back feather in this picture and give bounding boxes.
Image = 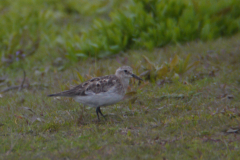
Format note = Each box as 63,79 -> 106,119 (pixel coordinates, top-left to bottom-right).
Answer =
47,75 -> 122,97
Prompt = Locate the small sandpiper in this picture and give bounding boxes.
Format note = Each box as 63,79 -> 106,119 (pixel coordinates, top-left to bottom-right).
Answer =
48,66 -> 142,120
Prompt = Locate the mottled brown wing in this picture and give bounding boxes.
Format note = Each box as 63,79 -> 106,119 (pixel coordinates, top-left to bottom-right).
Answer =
47,75 -> 119,97
84,75 -> 120,95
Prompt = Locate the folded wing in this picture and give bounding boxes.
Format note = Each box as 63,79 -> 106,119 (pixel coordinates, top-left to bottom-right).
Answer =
47,75 -> 120,97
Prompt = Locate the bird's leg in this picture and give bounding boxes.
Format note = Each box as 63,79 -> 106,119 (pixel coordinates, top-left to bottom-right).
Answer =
96,107 -> 106,121
96,107 -> 100,121
98,107 -> 106,119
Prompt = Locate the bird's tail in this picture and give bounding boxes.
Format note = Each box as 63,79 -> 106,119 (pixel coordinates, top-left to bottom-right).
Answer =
47,93 -> 63,97
47,90 -> 74,97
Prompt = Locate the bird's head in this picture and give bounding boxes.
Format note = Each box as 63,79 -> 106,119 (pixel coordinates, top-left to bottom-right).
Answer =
115,66 -> 142,81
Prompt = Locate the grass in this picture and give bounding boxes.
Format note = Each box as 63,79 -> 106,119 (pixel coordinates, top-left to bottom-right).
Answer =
1,1 -> 240,159
1,33 -> 240,159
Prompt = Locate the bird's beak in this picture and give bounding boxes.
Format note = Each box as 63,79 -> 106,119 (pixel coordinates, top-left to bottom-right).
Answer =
131,74 -> 143,81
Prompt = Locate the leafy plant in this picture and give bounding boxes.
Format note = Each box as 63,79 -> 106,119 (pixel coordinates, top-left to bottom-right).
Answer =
140,54 -> 199,82
68,0 -> 240,58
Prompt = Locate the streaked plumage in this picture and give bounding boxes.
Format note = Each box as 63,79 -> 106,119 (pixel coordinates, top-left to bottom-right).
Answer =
48,66 -> 142,120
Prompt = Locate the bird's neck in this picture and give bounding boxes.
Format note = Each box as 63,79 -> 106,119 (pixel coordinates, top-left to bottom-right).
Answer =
120,78 -> 130,91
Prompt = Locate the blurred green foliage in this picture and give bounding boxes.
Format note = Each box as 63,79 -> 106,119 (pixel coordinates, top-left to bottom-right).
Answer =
0,0 -> 240,62
0,0 -> 125,64
78,0 -> 240,58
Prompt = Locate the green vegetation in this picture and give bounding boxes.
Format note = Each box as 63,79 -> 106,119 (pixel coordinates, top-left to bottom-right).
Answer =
141,54 -> 200,82
77,0 -> 240,58
1,0 -> 240,159
1,34 -> 240,159
0,0 -> 127,65
1,0 -> 240,63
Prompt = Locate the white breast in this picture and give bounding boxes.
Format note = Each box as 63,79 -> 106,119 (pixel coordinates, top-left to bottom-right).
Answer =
73,92 -> 124,108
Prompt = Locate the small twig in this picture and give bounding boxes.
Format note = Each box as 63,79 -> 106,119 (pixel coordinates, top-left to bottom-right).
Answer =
18,70 -> 26,91
1,84 -> 29,93
1,83 -> 47,93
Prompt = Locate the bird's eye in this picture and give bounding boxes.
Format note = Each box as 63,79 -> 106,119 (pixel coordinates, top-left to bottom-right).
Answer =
124,70 -> 128,73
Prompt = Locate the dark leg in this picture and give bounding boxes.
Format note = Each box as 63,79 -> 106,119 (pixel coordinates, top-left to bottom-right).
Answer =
98,107 -> 105,118
96,107 -> 106,121
96,107 -> 100,121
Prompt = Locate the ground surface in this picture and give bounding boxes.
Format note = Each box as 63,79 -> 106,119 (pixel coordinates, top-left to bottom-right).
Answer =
1,1 -> 240,159
1,33 -> 240,159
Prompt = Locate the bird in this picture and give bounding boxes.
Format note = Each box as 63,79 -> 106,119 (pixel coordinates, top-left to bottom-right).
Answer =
47,66 -> 142,121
